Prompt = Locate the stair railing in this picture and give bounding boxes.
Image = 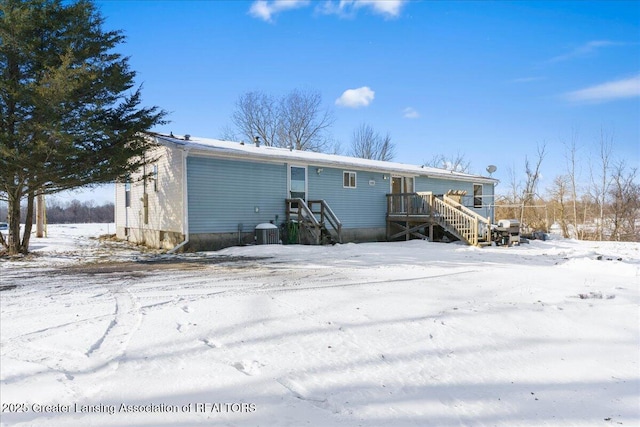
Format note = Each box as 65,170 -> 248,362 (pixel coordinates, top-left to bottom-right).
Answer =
307,200 -> 343,244
285,198 -> 322,244
442,195 -> 492,243
431,196 -> 479,245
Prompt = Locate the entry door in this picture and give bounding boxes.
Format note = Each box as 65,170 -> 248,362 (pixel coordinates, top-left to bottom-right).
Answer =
391,176 -> 414,212
289,165 -> 307,201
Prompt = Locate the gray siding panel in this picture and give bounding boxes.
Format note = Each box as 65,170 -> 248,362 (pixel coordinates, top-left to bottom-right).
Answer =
187,156 -> 287,234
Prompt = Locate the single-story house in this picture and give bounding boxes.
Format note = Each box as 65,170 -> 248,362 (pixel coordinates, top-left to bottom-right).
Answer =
115,133 -> 498,251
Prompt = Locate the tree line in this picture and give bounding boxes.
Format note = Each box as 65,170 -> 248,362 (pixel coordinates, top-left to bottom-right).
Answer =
0,199 -> 114,224
495,132 -> 639,242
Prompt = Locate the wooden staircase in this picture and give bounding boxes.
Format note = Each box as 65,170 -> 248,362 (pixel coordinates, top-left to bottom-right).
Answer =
431,194 -> 491,246
285,199 -> 343,245
386,192 -> 492,246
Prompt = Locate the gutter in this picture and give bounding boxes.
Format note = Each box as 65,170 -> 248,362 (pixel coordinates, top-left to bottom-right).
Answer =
168,143 -> 190,253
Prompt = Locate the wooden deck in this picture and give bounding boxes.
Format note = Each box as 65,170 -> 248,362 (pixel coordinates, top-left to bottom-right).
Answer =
386,193 -> 437,241
386,193 -> 492,245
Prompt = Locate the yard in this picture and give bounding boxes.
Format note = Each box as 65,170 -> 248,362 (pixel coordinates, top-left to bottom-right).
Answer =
1,224 -> 638,426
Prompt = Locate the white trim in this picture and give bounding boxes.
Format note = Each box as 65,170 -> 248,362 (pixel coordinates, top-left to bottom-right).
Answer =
168,146 -> 190,253
390,175 -> 414,193
288,164 -> 308,200
473,183 -> 483,208
343,171 -> 357,189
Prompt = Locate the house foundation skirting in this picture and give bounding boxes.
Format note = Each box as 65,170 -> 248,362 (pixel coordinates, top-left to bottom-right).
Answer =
115,227 -> 184,250
189,227 -> 386,251
116,227 -> 387,252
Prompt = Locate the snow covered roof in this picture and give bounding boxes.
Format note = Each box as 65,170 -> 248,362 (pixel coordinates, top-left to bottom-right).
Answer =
152,133 -> 498,184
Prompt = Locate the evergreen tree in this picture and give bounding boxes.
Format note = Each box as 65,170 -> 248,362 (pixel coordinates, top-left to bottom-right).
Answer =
0,0 -> 166,254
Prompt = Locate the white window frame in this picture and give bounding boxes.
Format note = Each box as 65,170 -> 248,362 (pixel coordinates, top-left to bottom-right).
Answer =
124,176 -> 131,208
343,171 -> 357,188
473,183 -> 483,208
152,164 -> 159,192
288,164 -> 308,200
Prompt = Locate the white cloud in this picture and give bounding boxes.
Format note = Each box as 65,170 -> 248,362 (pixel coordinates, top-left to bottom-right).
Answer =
335,86 -> 375,108
548,40 -> 621,63
319,0 -> 406,19
352,0 -> 405,17
510,76 -> 544,83
249,0 -> 310,22
565,74 -> 640,104
402,107 -> 419,119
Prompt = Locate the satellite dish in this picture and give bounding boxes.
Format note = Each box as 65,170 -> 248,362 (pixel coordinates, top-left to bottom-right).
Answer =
486,165 -> 497,175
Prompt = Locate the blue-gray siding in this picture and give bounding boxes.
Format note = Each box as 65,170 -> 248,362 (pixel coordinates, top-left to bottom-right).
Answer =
187,156 -> 287,234
187,155 -> 495,233
308,168 -> 388,229
415,177 -> 494,220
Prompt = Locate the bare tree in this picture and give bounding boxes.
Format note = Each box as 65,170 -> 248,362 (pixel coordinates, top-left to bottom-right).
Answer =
563,129 -> 582,238
424,153 -> 471,173
349,123 -> 395,161
494,165 -> 521,221
549,175 -> 571,238
278,89 -> 335,152
519,143 -> 547,231
218,124 -> 240,142
589,129 -> 614,240
231,91 -> 280,146
609,161 -> 639,241
231,89 -> 334,151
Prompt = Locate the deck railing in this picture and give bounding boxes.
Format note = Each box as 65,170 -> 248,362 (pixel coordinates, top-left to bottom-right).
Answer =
285,198 -> 342,244
442,195 -> 492,243
386,193 -> 431,216
431,196 -> 479,245
386,192 -> 491,246
307,200 -> 343,244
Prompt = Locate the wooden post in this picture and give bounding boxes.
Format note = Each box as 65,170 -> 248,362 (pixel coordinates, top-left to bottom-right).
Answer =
36,192 -> 45,238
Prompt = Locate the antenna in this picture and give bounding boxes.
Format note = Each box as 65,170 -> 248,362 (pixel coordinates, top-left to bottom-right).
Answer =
486,165 -> 497,176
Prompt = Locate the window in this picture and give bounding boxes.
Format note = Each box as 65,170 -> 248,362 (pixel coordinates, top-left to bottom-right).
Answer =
152,164 -> 158,192
343,171 -> 356,188
473,184 -> 483,208
289,166 -> 307,201
124,177 -> 131,207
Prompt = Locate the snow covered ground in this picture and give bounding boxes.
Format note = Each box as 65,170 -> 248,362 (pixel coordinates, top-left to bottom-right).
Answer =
1,224 -> 638,427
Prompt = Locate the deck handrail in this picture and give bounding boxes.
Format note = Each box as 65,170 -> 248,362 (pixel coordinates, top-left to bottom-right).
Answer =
442,195 -> 491,241
308,200 -> 343,243
285,198 -> 342,244
386,193 -> 431,216
432,196 -> 479,245
286,198 -> 321,227
286,198 -> 321,244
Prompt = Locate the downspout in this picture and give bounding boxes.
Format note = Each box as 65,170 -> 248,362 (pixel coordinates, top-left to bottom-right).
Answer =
168,145 -> 190,253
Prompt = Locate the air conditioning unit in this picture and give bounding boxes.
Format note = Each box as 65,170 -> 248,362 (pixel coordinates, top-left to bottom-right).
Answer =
255,223 -> 279,245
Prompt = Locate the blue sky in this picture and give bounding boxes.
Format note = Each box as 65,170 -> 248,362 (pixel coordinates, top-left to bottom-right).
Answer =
62,0 -> 639,203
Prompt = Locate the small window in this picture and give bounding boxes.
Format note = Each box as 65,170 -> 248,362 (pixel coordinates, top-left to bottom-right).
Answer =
343,171 -> 356,188
153,164 -> 158,192
124,177 -> 131,207
473,184 -> 483,208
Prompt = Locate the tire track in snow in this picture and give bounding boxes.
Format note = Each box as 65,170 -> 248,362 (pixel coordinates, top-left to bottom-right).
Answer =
85,281 -> 142,361
1,279 -> 143,401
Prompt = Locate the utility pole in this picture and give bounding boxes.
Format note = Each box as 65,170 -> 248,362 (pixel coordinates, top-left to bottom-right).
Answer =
36,192 -> 45,238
